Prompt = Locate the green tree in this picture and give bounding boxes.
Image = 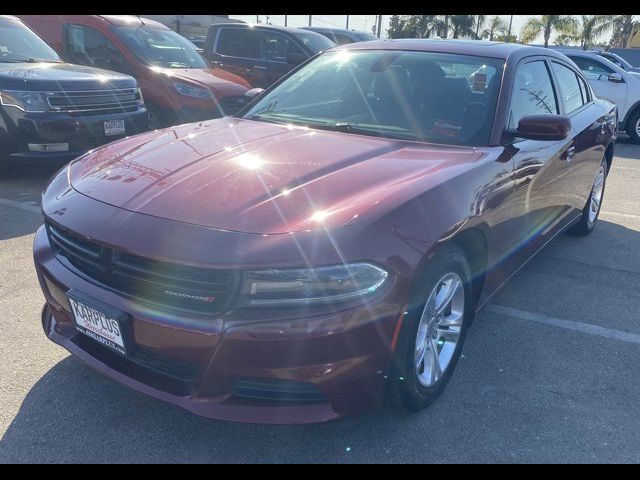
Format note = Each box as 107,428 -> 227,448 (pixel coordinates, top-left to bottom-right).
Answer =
474,15 -> 487,39
449,15 -> 476,39
575,15 -> 615,50
482,16 -> 508,41
520,15 -> 577,47
608,15 -> 639,48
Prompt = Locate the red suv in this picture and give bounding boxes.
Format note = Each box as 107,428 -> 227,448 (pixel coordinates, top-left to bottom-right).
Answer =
19,15 -> 252,128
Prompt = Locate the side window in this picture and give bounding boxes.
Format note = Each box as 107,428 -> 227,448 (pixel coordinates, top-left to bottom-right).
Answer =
64,24 -> 126,72
509,60 -> 558,130
256,31 -> 300,63
216,28 -> 259,59
577,74 -> 590,104
551,62 -> 584,114
332,33 -> 355,45
570,56 -> 614,81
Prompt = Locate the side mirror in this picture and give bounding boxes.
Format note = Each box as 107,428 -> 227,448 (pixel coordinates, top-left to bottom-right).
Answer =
515,113 -> 571,141
608,72 -> 624,83
244,87 -> 265,100
286,52 -> 306,65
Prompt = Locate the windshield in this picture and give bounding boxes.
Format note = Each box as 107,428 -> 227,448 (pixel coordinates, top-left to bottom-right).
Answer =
243,50 -> 504,146
600,53 -> 633,70
292,30 -> 335,53
0,17 -> 61,63
111,25 -> 206,68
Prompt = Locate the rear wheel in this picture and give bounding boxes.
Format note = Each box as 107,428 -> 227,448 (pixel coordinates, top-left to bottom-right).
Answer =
389,245 -> 473,412
628,109 -> 640,144
569,156 -> 607,236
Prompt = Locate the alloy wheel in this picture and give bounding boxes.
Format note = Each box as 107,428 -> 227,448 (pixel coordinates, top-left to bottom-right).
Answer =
414,272 -> 465,388
589,163 -> 606,225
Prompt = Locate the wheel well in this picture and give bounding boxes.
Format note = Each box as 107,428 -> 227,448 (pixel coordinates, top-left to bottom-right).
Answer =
624,101 -> 640,132
605,142 -> 614,174
448,227 -> 488,308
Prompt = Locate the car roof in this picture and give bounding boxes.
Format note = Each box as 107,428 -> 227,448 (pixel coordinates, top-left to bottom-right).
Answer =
212,22 -> 324,36
303,26 -> 374,36
340,38 -> 571,61
95,15 -> 169,29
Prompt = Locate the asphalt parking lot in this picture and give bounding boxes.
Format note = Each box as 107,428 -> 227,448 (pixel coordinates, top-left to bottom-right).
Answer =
1,138 -> 639,464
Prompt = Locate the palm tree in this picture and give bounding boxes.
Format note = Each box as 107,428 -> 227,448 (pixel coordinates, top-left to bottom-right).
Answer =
482,16 -> 508,41
475,15 -> 487,39
449,15 -> 476,39
575,15 -> 615,50
608,15 -> 639,48
520,15 -> 577,47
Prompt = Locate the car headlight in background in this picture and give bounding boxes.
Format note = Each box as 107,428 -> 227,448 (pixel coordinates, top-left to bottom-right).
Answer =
239,263 -> 389,306
174,82 -> 215,99
0,90 -> 53,112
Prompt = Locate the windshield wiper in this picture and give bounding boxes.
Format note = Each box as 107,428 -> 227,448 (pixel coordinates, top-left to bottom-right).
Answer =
313,123 -> 420,141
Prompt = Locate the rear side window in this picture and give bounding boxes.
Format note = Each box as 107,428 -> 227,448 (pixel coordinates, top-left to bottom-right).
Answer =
509,60 -> 558,129
64,24 -> 125,71
216,28 -> 259,59
569,56 -> 614,81
551,62 -> 584,114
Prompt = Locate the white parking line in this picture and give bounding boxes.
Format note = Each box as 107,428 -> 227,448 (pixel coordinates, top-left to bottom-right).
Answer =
485,304 -> 640,345
600,210 -> 640,220
0,197 -> 41,215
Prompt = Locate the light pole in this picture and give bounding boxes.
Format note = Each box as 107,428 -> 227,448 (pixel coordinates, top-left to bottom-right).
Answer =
284,15 -> 287,27
346,15 -> 349,29
377,14 -> 382,37
308,15 -> 312,27
508,15 -> 513,40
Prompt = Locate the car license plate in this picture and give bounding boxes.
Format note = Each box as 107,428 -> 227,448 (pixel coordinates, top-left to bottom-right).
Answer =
104,119 -> 125,137
67,290 -> 129,356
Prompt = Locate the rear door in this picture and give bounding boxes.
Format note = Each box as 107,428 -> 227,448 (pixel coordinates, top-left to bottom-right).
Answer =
210,26 -> 264,87
549,60 -> 605,213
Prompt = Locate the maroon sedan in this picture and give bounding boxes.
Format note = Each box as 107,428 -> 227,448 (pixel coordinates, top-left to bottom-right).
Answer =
34,40 -> 617,424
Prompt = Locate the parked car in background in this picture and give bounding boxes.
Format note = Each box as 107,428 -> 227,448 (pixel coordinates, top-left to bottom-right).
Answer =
591,50 -> 640,74
559,49 -> 640,143
202,23 -> 335,88
302,26 -> 379,45
19,15 -> 252,129
186,35 -> 206,50
35,39 -> 617,424
0,15 -> 148,168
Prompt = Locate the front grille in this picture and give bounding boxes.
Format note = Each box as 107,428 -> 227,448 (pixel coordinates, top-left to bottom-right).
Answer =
46,222 -> 238,315
232,378 -> 326,404
47,88 -> 143,115
218,95 -> 249,115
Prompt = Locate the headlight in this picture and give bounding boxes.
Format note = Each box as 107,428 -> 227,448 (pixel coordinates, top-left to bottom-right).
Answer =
174,82 -> 214,99
239,263 -> 389,306
0,90 -> 53,112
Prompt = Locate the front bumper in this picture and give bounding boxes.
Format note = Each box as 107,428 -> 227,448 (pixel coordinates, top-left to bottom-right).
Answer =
0,106 -> 149,161
34,222 -> 411,424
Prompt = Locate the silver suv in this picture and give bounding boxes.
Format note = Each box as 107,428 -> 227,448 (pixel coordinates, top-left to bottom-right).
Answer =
559,49 -> 640,143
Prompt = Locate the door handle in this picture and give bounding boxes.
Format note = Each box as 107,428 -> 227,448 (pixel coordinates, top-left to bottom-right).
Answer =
252,65 -> 267,70
563,145 -> 576,162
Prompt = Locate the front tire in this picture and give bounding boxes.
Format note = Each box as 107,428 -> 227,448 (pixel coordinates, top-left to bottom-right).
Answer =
389,245 -> 473,412
569,157 -> 607,236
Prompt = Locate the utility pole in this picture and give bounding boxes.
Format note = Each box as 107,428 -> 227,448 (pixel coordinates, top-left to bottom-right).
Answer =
377,14 -> 382,37
256,15 -> 259,24
508,15 -> 513,40
346,15 -> 349,30
284,15 -> 287,27
308,15 -> 312,27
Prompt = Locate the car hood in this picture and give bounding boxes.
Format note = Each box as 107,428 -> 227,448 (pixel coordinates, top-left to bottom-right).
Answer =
0,62 -> 136,90
150,66 -> 250,91
69,118 -> 482,234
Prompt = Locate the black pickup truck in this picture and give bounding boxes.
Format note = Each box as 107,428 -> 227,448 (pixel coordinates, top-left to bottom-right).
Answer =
0,16 -> 148,167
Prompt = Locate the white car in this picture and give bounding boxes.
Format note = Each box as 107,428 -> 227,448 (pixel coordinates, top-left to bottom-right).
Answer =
560,49 -> 640,143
